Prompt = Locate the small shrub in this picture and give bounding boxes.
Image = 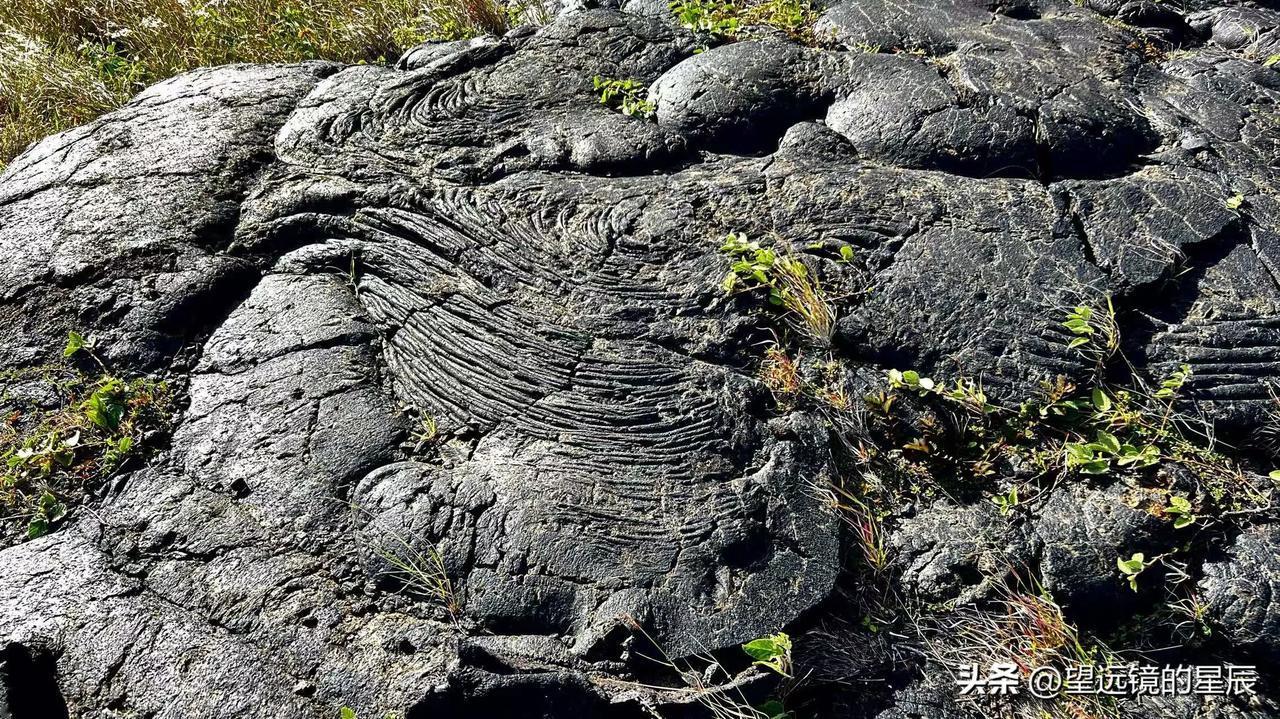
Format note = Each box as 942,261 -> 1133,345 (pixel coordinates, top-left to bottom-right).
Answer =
592,76 -> 656,118
1,333 -> 172,540
1062,429 -> 1160,475
722,232 -> 835,343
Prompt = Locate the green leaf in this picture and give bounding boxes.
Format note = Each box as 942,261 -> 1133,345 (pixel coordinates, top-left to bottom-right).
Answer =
1269,470 -> 1280,481
83,392 -> 126,431
1173,514 -> 1194,529
742,636 -> 784,661
1117,553 -> 1146,576
1168,495 -> 1191,513
1134,444 -> 1161,467
26,517 -> 49,540
1067,337 -> 1090,349
757,700 -> 792,719
1065,443 -> 1094,463
63,331 -> 86,358
1225,193 -> 1246,211
1091,388 -> 1111,412
839,245 -> 855,262
742,632 -> 792,676
341,709 -> 358,719
1096,430 -> 1121,455
1081,459 -> 1110,474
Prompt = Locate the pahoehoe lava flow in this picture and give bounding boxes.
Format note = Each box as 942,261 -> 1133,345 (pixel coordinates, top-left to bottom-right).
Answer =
2,1 -> 1280,717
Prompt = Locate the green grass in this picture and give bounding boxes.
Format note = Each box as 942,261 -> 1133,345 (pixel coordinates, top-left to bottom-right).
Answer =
0,0 -> 529,169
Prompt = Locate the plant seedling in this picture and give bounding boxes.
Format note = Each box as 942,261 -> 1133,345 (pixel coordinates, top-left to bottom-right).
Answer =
742,632 -> 792,677
991,485 -> 1019,516
592,76 -> 656,118
1117,552 -> 1150,592
1165,495 -> 1195,529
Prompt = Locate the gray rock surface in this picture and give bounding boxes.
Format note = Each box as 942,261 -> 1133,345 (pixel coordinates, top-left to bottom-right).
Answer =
2,0 -> 1280,716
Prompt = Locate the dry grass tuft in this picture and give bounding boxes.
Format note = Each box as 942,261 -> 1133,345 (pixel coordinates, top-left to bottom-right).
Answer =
759,344 -> 803,402
0,0 -> 536,168
919,577 -> 1122,719
352,503 -> 462,619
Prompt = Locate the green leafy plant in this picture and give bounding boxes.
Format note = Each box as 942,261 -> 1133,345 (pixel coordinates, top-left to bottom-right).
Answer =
669,0 -> 816,43
592,76 -> 656,118
1,333 -> 171,540
62,331 -> 88,358
1062,299 -> 1119,361
26,491 -> 67,540
1165,494 -> 1195,529
991,485 -> 1019,517
887,368 -> 936,394
722,232 -> 835,342
670,0 -> 741,39
742,632 -> 792,677
739,0 -> 814,37
1117,552 -> 1151,592
1063,430 -> 1160,475
1225,193 -> 1246,211
1153,364 -> 1191,400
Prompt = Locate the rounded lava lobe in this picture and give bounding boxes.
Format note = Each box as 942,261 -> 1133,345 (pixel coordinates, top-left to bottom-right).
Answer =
824,55 -> 1042,178
651,41 -> 834,154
